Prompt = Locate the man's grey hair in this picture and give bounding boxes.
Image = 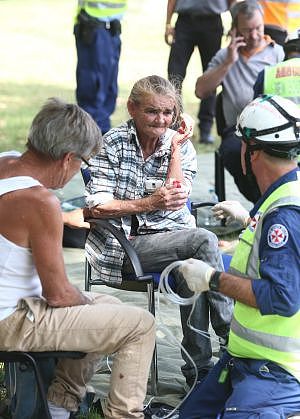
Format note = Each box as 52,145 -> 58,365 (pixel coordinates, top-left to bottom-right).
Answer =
128,75 -> 182,125
230,0 -> 263,29
27,97 -> 102,160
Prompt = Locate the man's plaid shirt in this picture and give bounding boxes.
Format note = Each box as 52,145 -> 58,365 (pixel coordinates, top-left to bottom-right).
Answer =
85,120 -> 197,284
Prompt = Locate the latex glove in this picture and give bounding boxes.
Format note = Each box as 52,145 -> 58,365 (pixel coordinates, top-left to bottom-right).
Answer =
179,259 -> 214,293
212,200 -> 249,227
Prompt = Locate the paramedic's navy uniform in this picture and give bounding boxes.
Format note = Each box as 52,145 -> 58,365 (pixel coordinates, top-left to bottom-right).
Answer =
74,3 -> 125,134
180,168 -> 300,418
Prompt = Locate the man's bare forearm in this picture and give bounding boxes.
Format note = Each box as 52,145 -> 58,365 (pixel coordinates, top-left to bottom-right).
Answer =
195,61 -> 232,99
166,0 -> 176,24
218,272 -> 257,308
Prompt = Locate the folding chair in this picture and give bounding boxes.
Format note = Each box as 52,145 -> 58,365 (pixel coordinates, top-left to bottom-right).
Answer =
84,217 -> 158,395
0,350 -> 85,418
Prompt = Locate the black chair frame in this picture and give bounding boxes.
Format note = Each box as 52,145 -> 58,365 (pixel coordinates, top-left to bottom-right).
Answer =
85,218 -> 158,395
0,350 -> 85,418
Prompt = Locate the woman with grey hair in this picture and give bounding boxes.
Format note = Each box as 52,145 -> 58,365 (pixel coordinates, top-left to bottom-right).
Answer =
84,75 -> 233,391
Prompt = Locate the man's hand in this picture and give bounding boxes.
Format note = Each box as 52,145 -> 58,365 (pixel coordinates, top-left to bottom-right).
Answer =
165,24 -> 175,45
212,200 -> 249,227
225,28 -> 246,65
179,259 -> 214,293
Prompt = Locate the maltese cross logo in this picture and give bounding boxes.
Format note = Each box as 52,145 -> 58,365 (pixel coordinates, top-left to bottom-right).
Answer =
267,224 -> 289,248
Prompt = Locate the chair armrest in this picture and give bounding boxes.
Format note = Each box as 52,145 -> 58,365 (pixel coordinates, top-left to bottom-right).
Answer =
190,201 -> 217,219
86,218 -> 152,283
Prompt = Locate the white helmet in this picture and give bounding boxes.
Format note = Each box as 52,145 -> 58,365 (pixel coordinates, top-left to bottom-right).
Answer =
236,95 -> 300,158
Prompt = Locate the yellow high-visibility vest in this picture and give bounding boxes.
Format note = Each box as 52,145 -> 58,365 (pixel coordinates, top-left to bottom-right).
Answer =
228,173 -> 300,381
76,0 -> 127,20
264,58 -> 300,106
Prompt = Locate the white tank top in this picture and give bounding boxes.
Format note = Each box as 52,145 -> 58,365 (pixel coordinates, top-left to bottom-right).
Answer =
0,170 -> 43,321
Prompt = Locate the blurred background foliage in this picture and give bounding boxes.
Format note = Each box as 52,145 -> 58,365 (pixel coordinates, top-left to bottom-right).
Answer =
0,0 -> 231,152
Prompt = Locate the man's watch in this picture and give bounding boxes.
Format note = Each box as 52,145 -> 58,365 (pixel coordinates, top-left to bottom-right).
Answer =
209,270 -> 222,291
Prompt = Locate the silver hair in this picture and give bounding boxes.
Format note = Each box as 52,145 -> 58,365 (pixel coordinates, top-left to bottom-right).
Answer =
128,75 -> 182,125
230,0 -> 263,29
27,97 -> 102,160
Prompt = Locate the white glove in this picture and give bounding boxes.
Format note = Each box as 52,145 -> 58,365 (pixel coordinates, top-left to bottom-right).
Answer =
179,259 -> 214,293
212,200 -> 249,227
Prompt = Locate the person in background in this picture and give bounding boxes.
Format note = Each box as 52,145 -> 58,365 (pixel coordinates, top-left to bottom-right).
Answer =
195,0 -> 284,203
0,98 -> 155,419
179,95 -> 300,418
83,75 -> 234,389
258,0 -> 300,46
254,28 -> 300,103
165,0 -> 235,144
74,0 -> 127,134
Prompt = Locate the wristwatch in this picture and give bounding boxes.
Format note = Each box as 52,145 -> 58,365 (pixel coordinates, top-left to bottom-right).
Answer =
209,270 -> 222,291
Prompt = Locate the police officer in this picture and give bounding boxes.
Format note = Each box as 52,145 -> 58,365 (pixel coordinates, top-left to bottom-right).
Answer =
178,95 -> 300,418
74,0 -> 127,134
254,29 -> 300,105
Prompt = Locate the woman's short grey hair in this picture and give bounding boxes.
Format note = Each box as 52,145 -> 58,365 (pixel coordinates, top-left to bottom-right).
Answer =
128,75 -> 182,125
230,0 -> 263,29
27,97 -> 102,160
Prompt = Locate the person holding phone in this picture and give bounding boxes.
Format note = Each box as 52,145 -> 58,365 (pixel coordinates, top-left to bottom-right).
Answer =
195,0 -> 284,203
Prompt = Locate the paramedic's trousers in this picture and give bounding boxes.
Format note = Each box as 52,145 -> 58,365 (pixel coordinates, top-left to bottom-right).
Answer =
179,350 -> 300,418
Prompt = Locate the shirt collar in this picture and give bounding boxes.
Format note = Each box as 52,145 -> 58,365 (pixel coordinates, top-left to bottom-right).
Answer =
250,167 -> 300,217
241,35 -> 274,59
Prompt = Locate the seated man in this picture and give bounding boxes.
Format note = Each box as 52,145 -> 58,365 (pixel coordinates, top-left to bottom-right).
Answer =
0,98 -> 156,419
83,74 -> 234,388
179,95 -> 300,418
195,0 -> 284,203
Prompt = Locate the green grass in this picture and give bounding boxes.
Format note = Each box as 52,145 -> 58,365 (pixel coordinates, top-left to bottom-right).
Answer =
0,0 -> 231,154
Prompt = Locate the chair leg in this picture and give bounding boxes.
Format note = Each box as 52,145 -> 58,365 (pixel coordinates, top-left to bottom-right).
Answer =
214,149 -> 226,202
85,258 -> 92,291
146,282 -> 155,317
150,345 -> 158,396
146,282 -> 158,395
21,353 -> 52,419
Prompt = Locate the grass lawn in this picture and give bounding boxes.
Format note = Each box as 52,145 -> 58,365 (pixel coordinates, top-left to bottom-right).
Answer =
0,0 -> 231,153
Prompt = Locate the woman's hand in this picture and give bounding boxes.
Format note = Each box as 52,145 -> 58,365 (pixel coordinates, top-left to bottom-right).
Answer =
171,113 -> 194,149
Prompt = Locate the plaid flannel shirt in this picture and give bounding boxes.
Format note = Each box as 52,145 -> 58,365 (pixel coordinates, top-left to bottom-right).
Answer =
85,120 -> 197,284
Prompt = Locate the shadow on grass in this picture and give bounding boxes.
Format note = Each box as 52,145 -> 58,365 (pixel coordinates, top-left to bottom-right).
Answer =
0,82 -> 75,152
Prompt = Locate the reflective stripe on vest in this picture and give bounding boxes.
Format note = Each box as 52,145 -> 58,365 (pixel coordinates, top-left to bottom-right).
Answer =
77,0 -> 126,19
259,0 -> 300,32
228,173 -> 300,381
264,58 -> 300,107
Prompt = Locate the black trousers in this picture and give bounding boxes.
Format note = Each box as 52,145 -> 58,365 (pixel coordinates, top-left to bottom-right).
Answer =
167,13 -> 223,131
220,126 -> 261,204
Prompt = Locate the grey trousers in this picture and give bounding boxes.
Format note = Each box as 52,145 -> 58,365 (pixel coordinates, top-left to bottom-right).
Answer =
123,228 -> 234,382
